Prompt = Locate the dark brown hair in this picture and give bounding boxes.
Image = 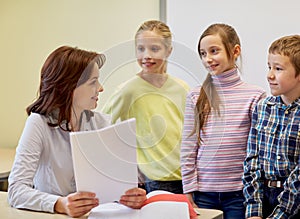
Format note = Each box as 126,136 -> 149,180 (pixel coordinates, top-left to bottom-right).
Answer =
26,46 -> 105,131
193,23 -> 241,144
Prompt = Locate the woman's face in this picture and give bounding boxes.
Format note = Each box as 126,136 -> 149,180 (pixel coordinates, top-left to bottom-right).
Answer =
72,63 -> 103,115
135,30 -> 171,74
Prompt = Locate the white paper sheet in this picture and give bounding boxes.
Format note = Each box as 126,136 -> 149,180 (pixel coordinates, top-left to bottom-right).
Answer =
88,190 -> 190,219
70,118 -> 138,203
88,201 -> 189,219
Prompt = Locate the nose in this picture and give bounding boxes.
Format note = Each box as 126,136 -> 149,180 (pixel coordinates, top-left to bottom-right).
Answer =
98,85 -> 104,93
203,54 -> 212,63
267,69 -> 275,80
97,82 -> 104,93
143,48 -> 152,59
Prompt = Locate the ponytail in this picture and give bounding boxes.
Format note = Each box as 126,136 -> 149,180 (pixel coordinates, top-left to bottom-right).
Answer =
191,73 -> 220,144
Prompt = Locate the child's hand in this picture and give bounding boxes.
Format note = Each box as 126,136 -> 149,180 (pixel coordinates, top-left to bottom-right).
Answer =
185,193 -> 198,208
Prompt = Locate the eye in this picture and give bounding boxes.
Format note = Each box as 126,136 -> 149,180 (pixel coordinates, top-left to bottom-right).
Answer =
151,46 -> 160,52
89,79 -> 98,85
137,46 -> 144,52
199,51 -> 206,58
275,66 -> 283,71
211,48 -> 219,54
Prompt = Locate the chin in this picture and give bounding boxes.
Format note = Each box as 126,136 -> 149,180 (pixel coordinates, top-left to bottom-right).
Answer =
91,105 -> 97,110
270,90 -> 279,96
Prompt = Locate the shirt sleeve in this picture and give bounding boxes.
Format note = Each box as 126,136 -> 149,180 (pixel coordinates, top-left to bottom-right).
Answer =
249,89 -> 267,115
180,92 -> 199,193
8,115 -> 59,213
243,103 -> 264,218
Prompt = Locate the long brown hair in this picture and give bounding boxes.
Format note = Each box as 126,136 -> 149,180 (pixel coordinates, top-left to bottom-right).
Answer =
26,46 -> 105,131
192,23 -> 241,144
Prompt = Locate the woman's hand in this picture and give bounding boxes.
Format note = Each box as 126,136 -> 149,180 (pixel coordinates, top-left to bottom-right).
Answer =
119,188 -> 147,209
54,191 -> 99,218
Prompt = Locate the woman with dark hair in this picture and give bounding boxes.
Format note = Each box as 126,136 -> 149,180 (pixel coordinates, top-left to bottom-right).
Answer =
8,46 -> 146,218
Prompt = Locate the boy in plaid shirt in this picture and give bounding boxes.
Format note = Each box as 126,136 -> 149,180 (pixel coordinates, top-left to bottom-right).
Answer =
243,35 -> 300,219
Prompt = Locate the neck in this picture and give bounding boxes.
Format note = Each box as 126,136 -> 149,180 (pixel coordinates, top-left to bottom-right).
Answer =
138,72 -> 168,88
70,109 -> 82,131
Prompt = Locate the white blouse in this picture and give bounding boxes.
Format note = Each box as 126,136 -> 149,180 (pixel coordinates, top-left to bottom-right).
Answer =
8,111 -> 110,213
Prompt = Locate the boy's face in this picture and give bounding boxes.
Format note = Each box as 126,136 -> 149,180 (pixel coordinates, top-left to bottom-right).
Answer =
267,53 -> 300,105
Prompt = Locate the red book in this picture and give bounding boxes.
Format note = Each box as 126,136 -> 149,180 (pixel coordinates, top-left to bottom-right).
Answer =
142,191 -> 198,219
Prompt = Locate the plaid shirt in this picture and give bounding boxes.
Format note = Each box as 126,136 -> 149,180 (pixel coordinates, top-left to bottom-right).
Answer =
243,96 -> 300,218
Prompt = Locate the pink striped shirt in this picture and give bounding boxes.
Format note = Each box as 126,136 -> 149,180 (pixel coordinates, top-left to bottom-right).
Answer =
181,68 -> 266,193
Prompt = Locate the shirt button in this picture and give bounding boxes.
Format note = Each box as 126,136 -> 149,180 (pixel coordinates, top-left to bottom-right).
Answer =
285,110 -> 289,114
277,155 -> 281,160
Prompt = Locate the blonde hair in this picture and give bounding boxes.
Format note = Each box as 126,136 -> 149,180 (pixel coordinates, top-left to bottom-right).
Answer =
135,20 -> 172,48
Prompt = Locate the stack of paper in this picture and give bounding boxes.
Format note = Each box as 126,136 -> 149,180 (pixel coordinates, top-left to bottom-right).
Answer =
70,118 -> 138,203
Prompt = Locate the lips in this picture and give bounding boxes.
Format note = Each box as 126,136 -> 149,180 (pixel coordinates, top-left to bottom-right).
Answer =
207,64 -> 218,71
268,83 -> 278,88
268,80 -> 277,85
143,62 -> 155,67
92,96 -> 98,101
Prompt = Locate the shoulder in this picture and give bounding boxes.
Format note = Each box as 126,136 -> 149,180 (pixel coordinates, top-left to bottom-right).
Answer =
240,82 -> 266,94
256,96 -> 277,109
188,86 -> 201,96
262,95 -> 277,104
118,75 -> 142,89
110,76 -> 144,97
186,86 -> 201,102
27,112 -> 44,120
25,113 -> 47,128
168,75 -> 190,90
17,113 -> 48,150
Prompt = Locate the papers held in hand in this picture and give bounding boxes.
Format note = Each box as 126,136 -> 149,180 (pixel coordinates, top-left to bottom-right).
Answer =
70,118 -> 138,203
